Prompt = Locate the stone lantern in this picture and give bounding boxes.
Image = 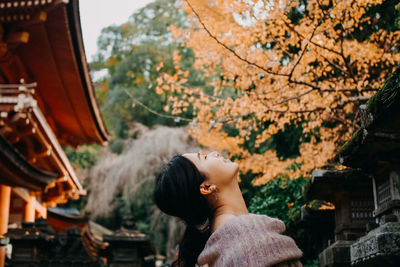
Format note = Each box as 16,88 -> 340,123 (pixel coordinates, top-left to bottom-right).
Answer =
300,206 -> 335,261
349,166 -> 400,266
372,167 -> 400,220
6,218 -> 55,266
336,68 -> 400,266
103,213 -> 155,267
7,217 -> 106,266
307,169 -> 374,267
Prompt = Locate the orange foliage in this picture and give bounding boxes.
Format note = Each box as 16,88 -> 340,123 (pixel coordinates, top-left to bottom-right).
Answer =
156,0 -> 400,184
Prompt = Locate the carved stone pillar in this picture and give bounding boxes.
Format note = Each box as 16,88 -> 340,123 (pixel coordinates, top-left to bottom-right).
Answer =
350,166 -> 400,266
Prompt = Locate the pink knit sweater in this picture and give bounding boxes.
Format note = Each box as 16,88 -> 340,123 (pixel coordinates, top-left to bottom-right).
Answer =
197,214 -> 303,267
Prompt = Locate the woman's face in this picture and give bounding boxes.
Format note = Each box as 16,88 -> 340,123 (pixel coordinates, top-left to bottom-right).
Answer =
183,151 -> 239,186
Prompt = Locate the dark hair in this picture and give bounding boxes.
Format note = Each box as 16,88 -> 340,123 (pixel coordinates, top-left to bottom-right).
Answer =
154,155 -> 213,267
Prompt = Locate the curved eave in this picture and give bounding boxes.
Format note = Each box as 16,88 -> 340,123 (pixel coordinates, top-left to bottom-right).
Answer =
337,68 -> 400,169
7,0 -> 110,147
0,135 -> 57,191
66,0 -> 110,144
307,169 -> 371,201
47,207 -> 88,223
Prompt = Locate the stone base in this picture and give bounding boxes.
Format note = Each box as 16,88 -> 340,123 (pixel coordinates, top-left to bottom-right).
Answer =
350,222 -> 400,267
319,240 -> 354,267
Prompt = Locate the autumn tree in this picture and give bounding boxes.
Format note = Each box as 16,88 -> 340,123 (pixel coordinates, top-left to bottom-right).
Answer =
156,0 -> 400,184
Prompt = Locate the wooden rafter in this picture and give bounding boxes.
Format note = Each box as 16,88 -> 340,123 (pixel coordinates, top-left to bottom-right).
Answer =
0,84 -> 83,205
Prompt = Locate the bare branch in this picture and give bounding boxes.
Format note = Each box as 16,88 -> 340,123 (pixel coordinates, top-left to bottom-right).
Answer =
322,87 -> 378,93
288,21 -> 320,81
273,88 -> 315,105
184,0 -> 288,77
283,20 -> 341,56
321,55 -> 346,73
172,82 -> 225,101
340,95 -> 371,104
184,0 -> 375,107
339,37 -> 357,82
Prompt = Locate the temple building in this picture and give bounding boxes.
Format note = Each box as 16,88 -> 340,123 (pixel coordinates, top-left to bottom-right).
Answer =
0,0 -> 110,266
307,68 -> 400,267
5,208 -> 155,266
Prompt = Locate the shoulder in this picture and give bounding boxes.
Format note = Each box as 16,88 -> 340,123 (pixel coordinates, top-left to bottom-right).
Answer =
211,213 -> 237,232
206,213 -> 286,245
216,213 -> 286,235
198,214 -> 302,266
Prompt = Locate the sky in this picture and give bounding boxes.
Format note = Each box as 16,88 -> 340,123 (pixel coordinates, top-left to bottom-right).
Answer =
79,0 -> 154,62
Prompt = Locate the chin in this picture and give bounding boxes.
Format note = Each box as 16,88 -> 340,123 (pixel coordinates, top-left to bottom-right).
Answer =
231,162 -> 239,175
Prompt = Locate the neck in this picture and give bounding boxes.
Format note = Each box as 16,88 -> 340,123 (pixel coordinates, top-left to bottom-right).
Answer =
211,181 -> 248,231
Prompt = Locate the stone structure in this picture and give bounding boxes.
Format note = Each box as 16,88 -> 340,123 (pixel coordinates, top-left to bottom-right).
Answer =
6,218 -> 104,267
337,68 -> 400,266
300,206 -> 335,261
306,68 -> 400,266
306,169 -> 374,267
6,213 -> 155,267
350,215 -> 400,266
103,213 -> 155,267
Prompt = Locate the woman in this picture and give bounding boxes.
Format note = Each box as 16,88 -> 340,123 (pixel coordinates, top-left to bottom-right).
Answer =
154,151 -> 302,267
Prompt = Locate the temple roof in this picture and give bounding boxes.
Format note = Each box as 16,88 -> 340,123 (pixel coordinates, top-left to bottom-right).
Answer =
306,169 -> 371,201
47,206 -> 86,222
0,0 -> 110,204
0,0 -> 110,146
0,135 -> 57,191
337,68 -> 400,170
0,85 -> 85,201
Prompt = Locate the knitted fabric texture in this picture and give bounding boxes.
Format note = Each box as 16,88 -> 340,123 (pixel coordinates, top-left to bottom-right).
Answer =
197,213 -> 302,267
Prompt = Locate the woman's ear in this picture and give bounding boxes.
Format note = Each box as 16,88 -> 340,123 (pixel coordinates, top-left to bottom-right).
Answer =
200,183 -> 216,196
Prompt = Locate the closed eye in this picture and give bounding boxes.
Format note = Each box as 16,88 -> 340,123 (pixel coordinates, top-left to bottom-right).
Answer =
198,152 -> 207,160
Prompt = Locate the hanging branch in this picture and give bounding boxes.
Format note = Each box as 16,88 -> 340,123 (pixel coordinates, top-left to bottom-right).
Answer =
287,18 -> 321,83
184,0 -> 324,102
124,89 -> 192,122
184,0 -> 287,78
283,20 -> 341,56
124,88 -> 242,124
171,82 -> 225,101
184,0 -> 379,106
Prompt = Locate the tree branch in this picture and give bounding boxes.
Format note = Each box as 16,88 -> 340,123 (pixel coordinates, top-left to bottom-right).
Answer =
273,88 -> 315,105
184,0 -> 375,107
184,0 -> 288,77
283,20 -> 341,56
288,20 -> 320,82
339,36 -> 357,82
172,82 -> 225,101
321,55 -> 346,73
